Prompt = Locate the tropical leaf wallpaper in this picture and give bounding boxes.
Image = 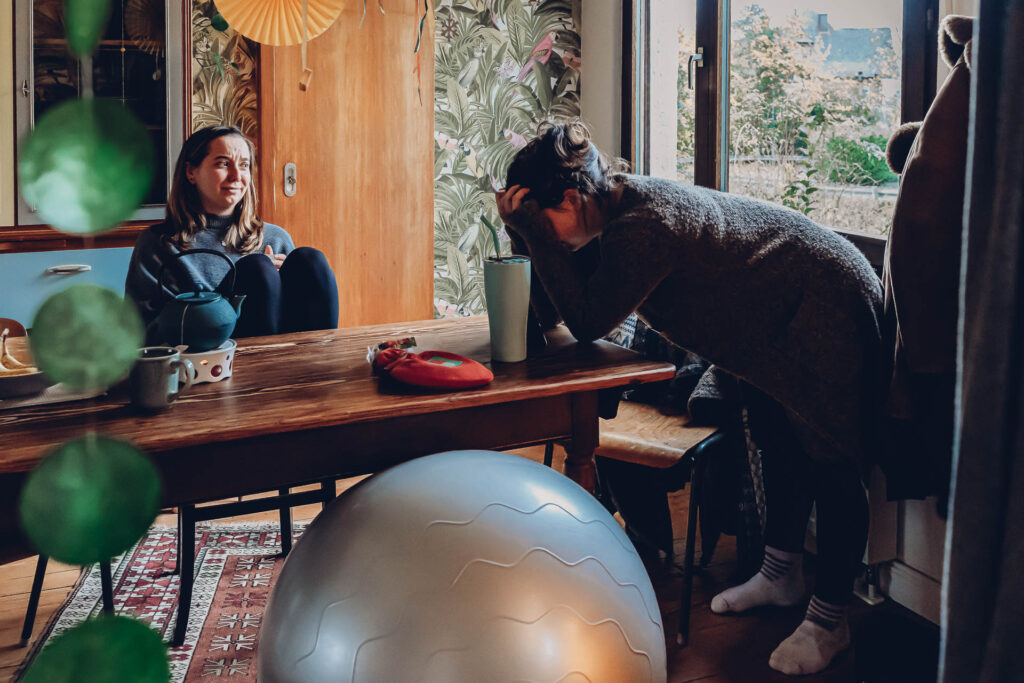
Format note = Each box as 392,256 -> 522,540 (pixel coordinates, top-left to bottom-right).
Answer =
433,0 -> 581,317
190,1 -> 259,138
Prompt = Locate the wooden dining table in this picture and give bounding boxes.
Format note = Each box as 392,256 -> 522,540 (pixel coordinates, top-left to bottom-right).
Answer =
1,317 -> 675,522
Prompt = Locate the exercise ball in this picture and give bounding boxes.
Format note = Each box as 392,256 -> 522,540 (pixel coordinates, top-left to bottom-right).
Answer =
259,450 -> 666,683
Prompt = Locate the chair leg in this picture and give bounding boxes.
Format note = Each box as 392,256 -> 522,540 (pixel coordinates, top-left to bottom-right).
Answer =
99,561 -> 114,614
543,442 -> 554,468
278,488 -> 293,556
172,505 -> 196,648
677,445 -> 709,647
168,506 -> 184,576
19,555 -> 49,646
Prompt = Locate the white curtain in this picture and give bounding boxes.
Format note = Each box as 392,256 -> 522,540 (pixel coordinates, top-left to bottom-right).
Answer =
939,0 -> 977,14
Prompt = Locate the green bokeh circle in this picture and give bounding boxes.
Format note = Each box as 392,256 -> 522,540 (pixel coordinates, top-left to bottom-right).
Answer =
65,0 -> 114,58
30,284 -> 143,391
18,97 -> 154,235
22,615 -> 169,683
19,434 -> 161,566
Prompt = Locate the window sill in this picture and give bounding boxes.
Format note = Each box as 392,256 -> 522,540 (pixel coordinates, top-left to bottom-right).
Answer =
0,222 -> 152,254
831,228 -> 887,270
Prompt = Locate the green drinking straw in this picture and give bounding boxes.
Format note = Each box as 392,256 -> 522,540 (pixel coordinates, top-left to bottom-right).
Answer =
480,214 -> 502,261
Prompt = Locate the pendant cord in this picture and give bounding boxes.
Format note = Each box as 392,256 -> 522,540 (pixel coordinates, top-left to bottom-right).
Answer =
120,1 -> 126,104
299,0 -> 312,89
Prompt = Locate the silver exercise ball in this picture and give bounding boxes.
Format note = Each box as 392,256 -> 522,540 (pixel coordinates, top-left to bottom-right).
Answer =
259,450 -> 666,683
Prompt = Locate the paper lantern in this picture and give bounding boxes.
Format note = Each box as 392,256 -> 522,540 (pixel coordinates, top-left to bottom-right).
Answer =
30,284 -> 144,391
19,434 -> 161,566
125,0 -> 165,57
213,0 -> 345,46
18,97 -> 154,235
21,615 -> 169,683
65,0 -> 113,58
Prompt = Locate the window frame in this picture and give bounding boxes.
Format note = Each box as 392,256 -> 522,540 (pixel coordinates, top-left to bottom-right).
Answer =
625,0 -> 940,266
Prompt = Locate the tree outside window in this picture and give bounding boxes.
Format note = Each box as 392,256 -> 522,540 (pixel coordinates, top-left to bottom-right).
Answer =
723,5 -> 901,237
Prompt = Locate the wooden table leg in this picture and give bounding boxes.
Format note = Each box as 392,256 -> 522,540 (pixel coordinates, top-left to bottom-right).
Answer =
562,392 -> 599,493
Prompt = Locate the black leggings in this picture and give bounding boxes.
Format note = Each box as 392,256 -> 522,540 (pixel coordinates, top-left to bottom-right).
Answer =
220,247 -> 339,338
743,385 -> 869,606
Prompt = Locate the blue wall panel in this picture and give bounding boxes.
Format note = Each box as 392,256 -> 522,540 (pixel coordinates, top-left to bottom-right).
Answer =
0,248 -> 133,327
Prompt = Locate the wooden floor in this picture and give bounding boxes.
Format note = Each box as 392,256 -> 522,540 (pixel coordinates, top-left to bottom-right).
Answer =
0,446 -> 938,682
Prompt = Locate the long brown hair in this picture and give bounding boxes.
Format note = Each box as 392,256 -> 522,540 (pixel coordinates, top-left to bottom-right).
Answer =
166,126 -> 263,253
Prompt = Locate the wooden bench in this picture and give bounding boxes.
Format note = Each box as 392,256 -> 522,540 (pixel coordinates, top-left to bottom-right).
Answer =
546,400 -> 723,646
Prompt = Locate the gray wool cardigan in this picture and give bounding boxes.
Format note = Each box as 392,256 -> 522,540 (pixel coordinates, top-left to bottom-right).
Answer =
509,174 -> 885,467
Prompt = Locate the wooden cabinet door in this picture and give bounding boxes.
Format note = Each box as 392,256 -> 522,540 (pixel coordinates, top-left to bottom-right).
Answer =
258,4 -> 434,328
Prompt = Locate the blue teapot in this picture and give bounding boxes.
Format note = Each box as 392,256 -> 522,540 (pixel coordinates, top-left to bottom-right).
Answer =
155,249 -> 246,352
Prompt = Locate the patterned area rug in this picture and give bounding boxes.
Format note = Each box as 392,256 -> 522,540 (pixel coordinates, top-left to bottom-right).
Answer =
16,522 -> 304,682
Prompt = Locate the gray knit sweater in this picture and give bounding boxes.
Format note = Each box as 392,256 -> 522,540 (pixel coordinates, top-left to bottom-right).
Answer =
125,215 -> 294,339
510,175 -> 885,466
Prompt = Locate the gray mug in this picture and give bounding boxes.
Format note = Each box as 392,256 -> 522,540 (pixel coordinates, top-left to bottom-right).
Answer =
129,347 -> 194,411
484,256 -> 531,362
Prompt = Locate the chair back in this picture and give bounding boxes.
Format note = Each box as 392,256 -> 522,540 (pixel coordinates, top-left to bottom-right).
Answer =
0,318 -> 27,337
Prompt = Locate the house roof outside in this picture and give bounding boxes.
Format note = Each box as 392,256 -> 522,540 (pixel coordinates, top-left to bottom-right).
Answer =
799,12 -> 897,79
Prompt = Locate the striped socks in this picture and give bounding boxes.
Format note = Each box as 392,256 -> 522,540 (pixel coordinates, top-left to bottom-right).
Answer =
805,595 -> 845,631
760,546 -> 800,582
710,546 -> 805,614
769,602 -> 851,675
713,548 -> 853,674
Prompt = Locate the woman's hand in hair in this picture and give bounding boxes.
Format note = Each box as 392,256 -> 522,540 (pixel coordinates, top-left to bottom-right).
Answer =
495,185 -> 531,224
264,245 -> 286,270
495,184 -> 546,241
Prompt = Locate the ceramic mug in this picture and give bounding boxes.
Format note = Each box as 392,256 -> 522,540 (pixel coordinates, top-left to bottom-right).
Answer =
129,346 -> 194,411
483,256 -> 531,362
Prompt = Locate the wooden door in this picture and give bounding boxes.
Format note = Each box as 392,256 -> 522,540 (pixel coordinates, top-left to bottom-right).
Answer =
258,3 -> 434,327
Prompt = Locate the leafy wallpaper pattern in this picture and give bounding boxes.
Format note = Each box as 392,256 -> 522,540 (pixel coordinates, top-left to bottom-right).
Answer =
433,0 -> 581,317
190,0 -> 259,137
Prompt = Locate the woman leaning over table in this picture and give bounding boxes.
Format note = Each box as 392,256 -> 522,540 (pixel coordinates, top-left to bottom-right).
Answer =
125,125 -> 339,343
496,119 -> 885,676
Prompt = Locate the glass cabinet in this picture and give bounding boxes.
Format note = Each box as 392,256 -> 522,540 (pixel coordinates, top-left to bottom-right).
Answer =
13,0 -> 184,226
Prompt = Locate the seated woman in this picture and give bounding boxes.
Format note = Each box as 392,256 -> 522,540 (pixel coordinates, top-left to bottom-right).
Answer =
126,125 -> 338,342
496,120 -> 885,676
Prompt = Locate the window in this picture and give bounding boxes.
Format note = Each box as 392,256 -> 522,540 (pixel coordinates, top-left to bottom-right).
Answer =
728,3 -> 902,238
633,0 -> 937,247
14,0 -> 184,225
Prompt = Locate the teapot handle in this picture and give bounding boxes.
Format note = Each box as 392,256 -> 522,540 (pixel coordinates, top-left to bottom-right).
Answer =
157,248 -> 238,297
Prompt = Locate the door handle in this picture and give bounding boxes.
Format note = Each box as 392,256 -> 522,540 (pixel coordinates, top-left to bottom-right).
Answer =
687,49 -> 704,90
283,162 -> 297,197
45,264 -> 92,275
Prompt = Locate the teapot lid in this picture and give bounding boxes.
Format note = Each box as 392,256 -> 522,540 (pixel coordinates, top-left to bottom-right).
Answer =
175,291 -> 221,304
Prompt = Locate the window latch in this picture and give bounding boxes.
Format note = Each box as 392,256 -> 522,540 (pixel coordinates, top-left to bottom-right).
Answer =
687,49 -> 704,90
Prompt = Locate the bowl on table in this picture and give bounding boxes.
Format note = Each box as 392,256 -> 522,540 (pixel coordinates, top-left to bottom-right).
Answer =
0,329 -> 55,400
0,370 -> 55,400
